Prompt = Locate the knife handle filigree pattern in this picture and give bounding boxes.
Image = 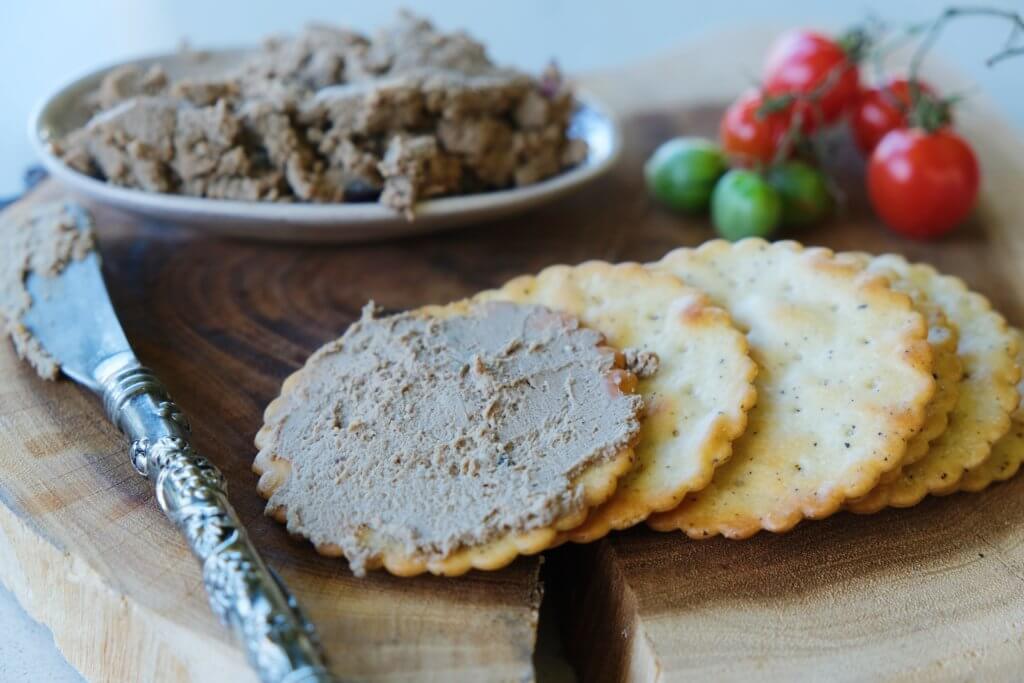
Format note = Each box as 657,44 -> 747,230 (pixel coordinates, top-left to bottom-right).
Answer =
97,357 -> 333,683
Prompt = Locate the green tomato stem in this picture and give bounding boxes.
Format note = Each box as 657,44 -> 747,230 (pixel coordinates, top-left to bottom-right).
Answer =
901,6 -> 1024,131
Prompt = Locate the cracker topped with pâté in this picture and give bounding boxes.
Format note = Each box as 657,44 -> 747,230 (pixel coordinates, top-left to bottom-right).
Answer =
254,299 -> 643,576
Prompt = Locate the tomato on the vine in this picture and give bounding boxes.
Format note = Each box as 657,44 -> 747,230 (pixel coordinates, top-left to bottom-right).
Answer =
852,78 -> 938,153
867,128 -> 979,240
719,90 -> 790,165
763,29 -> 861,130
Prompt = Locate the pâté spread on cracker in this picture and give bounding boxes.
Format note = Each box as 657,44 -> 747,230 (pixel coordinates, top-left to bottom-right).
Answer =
254,300 -> 643,576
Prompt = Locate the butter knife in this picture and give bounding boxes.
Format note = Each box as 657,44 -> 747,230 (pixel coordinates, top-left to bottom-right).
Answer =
21,206 -> 333,683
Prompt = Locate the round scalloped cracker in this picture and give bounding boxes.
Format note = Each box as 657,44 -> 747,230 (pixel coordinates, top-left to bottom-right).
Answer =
647,239 -> 935,539
476,261 -> 757,542
254,298 -> 641,577
955,328 -> 1024,494
956,425 -> 1024,493
847,258 -> 1019,514
844,252 -> 963,484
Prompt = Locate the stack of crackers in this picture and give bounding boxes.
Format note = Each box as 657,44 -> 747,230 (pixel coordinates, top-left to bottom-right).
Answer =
257,238 -> 1022,576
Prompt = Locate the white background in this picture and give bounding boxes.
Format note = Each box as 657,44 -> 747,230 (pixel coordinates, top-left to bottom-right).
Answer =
1,1 -> 1022,680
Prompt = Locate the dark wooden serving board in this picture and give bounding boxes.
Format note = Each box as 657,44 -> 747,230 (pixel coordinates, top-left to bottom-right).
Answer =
2,28 -> 1023,682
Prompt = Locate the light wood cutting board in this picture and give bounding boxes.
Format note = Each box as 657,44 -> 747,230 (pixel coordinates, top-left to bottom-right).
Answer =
1,26 -> 1023,682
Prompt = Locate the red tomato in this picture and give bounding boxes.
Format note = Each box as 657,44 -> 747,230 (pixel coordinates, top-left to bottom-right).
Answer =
867,128 -> 979,240
719,90 -> 791,165
853,79 -> 937,153
763,29 -> 860,130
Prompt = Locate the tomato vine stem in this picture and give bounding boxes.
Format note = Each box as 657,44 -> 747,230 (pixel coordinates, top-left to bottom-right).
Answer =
903,6 -> 1024,131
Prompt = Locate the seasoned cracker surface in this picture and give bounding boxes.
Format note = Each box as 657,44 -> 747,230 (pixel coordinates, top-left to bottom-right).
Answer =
957,425 -> 1024,492
254,300 -> 640,576
848,258 -> 1019,513
951,329 -> 1024,493
846,253 -> 963,482
478,261 -> 756,542
648,240 -> 935,538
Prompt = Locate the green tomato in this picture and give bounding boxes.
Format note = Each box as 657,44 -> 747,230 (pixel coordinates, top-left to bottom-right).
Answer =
644,137 -> 728,213
711,169 -> 782,241
766,160 -> 834,227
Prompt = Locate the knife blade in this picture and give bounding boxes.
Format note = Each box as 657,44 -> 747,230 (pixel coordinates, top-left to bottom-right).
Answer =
21,205 -> 333,683
23,246 -> 129,392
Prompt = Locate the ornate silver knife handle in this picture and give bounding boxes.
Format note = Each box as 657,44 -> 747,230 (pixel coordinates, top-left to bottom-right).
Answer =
95,352 -> 333,683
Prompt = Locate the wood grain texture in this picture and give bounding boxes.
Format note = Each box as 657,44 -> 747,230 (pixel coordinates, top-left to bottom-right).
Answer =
558,29 -> 1024,683
2,26 -> 1024,682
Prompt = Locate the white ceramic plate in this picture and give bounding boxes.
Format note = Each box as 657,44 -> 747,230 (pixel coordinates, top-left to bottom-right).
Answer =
31,49 -> 621,242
